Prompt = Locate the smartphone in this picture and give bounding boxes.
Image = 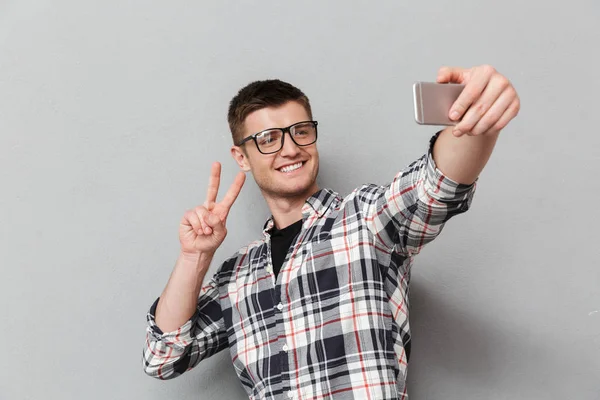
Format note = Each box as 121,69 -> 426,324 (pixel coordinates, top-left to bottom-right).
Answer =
413,82 -> 465,125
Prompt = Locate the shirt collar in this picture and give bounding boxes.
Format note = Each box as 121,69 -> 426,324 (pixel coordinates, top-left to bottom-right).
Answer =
262,188 -> 338,235
302,188 -> 337,218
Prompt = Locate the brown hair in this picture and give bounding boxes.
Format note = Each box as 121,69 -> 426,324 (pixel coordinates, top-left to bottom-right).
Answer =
228,79 -> 312,145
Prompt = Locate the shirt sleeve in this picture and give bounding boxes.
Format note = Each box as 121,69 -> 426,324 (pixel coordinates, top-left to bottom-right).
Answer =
362,131 -> 477,256
142,274 -> 228,380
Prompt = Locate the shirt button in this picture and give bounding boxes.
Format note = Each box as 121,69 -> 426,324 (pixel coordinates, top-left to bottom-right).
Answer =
277,302 -> 283,310
282,344 -> 288,352
287,391 -> 294,398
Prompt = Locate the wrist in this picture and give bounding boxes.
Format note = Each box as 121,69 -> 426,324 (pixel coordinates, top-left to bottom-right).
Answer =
179,250 -> 214,267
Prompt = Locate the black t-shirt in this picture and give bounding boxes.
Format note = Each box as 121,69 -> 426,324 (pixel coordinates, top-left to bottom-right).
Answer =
269,219 -> 303,277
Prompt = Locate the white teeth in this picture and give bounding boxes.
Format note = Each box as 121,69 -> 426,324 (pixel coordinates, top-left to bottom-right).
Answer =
280,162 -> 303,173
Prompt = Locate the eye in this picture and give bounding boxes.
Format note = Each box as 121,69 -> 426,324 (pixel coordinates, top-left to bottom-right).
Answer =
256,130 -> 282,147
292,123 -> 314,136
257,135 -> 274,145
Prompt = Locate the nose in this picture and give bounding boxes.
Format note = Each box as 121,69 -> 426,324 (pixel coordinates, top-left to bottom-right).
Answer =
279,131 -> 301,157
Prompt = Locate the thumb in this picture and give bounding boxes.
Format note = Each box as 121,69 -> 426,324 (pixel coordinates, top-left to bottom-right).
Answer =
204,211 -> 226,234
437,66 -> 467,84
204,211 -> 221,227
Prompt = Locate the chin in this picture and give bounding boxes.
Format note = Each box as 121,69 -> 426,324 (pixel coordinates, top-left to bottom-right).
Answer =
259,177 -> 317,199
275,182 -> 315,198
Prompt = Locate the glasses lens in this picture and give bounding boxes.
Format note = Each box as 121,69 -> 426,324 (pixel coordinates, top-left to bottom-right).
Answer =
256,129 -> 283,153
290,122 -> 317,145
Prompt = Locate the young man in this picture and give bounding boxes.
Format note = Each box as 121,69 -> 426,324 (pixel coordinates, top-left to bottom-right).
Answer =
143,65 -> 520,399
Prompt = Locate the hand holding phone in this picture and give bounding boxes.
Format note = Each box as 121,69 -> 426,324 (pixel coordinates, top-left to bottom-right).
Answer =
413,82 -> 465,126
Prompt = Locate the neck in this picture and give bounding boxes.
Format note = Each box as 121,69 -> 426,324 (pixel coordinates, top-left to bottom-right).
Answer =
263,185 -> 320,229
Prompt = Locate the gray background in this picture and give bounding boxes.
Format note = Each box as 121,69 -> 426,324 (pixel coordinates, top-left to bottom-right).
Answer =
1,0 -> 599,399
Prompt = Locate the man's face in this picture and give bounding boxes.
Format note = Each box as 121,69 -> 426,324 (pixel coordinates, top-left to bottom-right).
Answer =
231,101 -> 319,200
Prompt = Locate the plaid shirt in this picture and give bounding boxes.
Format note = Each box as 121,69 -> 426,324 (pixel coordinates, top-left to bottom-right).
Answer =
143,133 -> 476,399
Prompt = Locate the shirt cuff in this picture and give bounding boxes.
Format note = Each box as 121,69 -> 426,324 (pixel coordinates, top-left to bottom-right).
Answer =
146,297 -> 199,350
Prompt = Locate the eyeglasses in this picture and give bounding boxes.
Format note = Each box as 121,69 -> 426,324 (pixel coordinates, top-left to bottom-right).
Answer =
236,120 -> 318,155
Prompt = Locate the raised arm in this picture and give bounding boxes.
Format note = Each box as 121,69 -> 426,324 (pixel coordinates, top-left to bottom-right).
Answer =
363,65 -> 519,256
155,163 -> 245,332
143,162 -> 245,379
362,137 -> 476,256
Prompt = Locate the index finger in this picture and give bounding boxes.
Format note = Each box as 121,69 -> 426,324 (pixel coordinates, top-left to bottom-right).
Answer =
220,171 -> 246,211
205,162 -> 221,209
450,67 -> 492,121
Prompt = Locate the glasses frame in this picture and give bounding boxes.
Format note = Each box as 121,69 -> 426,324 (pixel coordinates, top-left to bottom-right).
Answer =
236,120 -> 318,155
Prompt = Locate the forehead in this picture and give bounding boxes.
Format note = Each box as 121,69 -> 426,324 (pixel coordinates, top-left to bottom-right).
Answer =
242,101 -> 310,138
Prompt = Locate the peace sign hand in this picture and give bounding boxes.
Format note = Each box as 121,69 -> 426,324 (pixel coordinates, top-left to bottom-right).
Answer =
179,162 -> 246,256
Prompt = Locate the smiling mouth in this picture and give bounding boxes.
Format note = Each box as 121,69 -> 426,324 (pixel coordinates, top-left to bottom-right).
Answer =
278,161 -> 304,173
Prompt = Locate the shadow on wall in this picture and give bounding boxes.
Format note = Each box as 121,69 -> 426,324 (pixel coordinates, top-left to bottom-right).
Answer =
191,351 -> 248,398
407,277 -> 498,393
405,277 -> 578,399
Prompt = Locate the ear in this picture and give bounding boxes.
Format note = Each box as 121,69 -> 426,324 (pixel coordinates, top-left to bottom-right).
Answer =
231,146 -> 251,172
